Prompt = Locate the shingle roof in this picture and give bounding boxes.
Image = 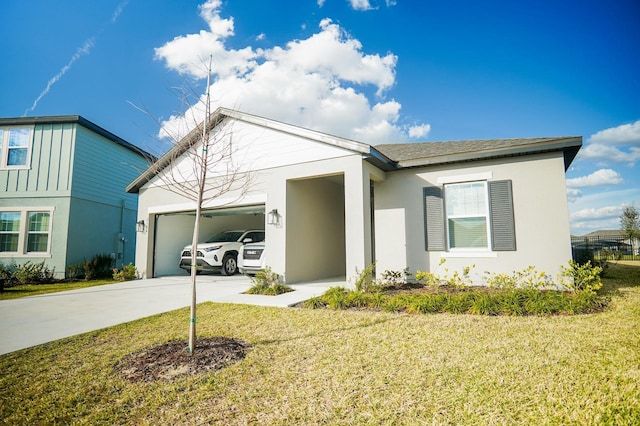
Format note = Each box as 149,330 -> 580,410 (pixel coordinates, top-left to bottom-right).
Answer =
374,136 -> 582,171
582,230 -> 627,238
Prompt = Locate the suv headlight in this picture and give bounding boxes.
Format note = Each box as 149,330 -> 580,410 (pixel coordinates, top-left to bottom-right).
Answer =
202,245 -> 223,252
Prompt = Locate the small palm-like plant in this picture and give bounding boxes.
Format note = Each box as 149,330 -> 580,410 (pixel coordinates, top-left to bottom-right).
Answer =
246,267 -> 293,296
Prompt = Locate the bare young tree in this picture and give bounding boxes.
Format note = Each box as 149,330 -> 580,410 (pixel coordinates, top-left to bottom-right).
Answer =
136,57 -> 254,354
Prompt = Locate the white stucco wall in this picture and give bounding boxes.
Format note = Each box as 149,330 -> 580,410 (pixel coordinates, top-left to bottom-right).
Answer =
374,152 -> 573,283
133,117 -> 374,281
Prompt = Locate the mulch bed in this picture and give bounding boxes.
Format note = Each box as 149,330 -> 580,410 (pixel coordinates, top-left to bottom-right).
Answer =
115,336 -> 250,383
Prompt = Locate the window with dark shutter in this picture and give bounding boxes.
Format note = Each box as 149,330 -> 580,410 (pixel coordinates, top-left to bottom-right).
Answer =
488,180 -> 516,251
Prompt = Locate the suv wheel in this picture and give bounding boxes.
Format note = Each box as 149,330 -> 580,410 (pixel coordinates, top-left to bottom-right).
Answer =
221,254 -> 237,276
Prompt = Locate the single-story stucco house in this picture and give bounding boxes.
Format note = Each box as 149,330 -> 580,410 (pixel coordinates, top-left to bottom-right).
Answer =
127,108 -> 580,284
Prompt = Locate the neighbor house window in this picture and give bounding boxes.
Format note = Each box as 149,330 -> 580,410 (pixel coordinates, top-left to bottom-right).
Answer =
0,126 -> 33,168
0,209 -> 53,255
424,179 -> 516,252
445,181 -> 489,249
0,212 -> 21,252
27,212 -> 51,252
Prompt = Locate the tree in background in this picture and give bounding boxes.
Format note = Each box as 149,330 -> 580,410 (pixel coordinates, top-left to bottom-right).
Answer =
620,205 -> 640,256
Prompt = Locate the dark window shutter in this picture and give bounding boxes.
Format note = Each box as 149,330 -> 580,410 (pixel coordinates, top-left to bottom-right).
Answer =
423,186 -> 446,251
488,180 -> 516,251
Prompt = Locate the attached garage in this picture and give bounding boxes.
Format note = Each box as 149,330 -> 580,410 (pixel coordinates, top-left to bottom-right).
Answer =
151,205 -> 265,277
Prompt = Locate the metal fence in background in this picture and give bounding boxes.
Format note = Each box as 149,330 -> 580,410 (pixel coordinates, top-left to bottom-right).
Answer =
571,235 -> 640,263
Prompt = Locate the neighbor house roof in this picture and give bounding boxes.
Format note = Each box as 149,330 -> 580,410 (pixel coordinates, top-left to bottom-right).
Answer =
0,115 -> 151,159
374,136 -> 582,171
581,230 -> 630,238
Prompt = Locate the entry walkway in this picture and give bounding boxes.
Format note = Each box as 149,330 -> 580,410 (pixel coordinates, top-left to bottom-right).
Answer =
0,275 -> 341,355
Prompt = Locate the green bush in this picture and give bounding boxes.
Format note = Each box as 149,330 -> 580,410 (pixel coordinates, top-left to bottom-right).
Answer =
67,254 -> 114,281
246,267 -> 293,296
113,263 -> 137,282
306,285 -> 607,316
559,260 -> 603,293
321,286 -> 350,309
484,266 -> 550,290
0,261 -> 55,286
353,263 -> 382,293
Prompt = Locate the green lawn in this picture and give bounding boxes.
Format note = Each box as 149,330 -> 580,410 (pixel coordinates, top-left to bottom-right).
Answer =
1,264 -> 639,425
0,279 -> 119,300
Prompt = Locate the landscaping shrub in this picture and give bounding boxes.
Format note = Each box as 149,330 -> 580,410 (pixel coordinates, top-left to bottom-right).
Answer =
353,263 -> 382,293
559,260 -> 603,293
113,263 -> 138,282
245,267 -> 293,296
305,259 -> 609,316
380,267 -> 412,288
0,261 -> 55,287
67,254 -> 114,281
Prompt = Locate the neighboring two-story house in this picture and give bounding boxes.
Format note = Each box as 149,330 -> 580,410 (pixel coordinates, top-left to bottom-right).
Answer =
0,116 -> 150,278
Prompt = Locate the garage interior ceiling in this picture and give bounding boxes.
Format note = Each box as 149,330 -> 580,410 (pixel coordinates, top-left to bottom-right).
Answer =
161,204 -> 265,218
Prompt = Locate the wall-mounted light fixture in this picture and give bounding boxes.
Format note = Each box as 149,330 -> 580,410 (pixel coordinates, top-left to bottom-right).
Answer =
267,209 -> 280,226
136,219 -> 146,232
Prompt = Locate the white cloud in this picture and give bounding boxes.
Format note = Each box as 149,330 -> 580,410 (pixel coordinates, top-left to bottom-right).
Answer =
317,0 -> 326,6
577,120 -> 640,166
578,143 -> 640,166
570,205 -> 621,221
590,120 -> 640,145
566,168 -> 623,188
155,1 -> 429,145
566,188 -> 582,202
350,0 -> 374,10
408,124 -> 431,139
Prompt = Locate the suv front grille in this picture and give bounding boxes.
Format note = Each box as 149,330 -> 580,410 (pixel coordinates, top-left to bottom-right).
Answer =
182,250 -> 204,257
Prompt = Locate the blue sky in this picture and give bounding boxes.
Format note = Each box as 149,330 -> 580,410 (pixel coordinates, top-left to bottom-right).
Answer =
1,0 -> 639,235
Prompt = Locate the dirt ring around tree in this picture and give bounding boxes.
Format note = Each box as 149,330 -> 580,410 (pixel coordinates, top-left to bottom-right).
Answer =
115,336 -> 251,383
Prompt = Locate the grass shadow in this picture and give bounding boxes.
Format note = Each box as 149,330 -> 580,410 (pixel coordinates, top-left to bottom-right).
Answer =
599,262 -> 640,298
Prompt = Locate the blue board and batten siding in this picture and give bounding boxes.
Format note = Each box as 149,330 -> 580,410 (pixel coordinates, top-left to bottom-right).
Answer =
66,125 -> 149,267
0,122 -> 75,195
0,117 -> 149,277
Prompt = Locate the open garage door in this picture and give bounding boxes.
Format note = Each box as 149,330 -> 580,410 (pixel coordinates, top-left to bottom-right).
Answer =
152,205 -> 265,277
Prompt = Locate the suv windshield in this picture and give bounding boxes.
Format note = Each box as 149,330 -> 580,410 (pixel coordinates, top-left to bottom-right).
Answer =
206,231 -> 244,243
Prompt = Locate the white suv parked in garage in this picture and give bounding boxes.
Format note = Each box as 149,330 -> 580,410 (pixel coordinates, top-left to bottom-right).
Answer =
179,230 -> 265,275
238,241 -> 266,275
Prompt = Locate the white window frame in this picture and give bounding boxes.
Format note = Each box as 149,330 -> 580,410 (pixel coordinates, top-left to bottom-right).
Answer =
0,126 -> 33,169
444,180 -> 492,252
0,208 -> 54,257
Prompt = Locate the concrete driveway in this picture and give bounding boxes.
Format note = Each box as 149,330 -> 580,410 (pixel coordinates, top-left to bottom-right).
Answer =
0,275 -> 337,355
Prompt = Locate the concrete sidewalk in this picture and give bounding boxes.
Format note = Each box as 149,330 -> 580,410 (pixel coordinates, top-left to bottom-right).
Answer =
0,275 -> 338,355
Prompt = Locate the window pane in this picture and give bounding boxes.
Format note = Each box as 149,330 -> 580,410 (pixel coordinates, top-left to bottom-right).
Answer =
449,217 -> 488,248
0,234 -> 19,252
446,182 -> 486,216
7,148 -> 28,166
27,212 -> 50,253
6,128 -> 30,166
0,212 -> 20,232
27,234 -> 49,252
8,128 -> 30,147
28,212 -> 50,232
